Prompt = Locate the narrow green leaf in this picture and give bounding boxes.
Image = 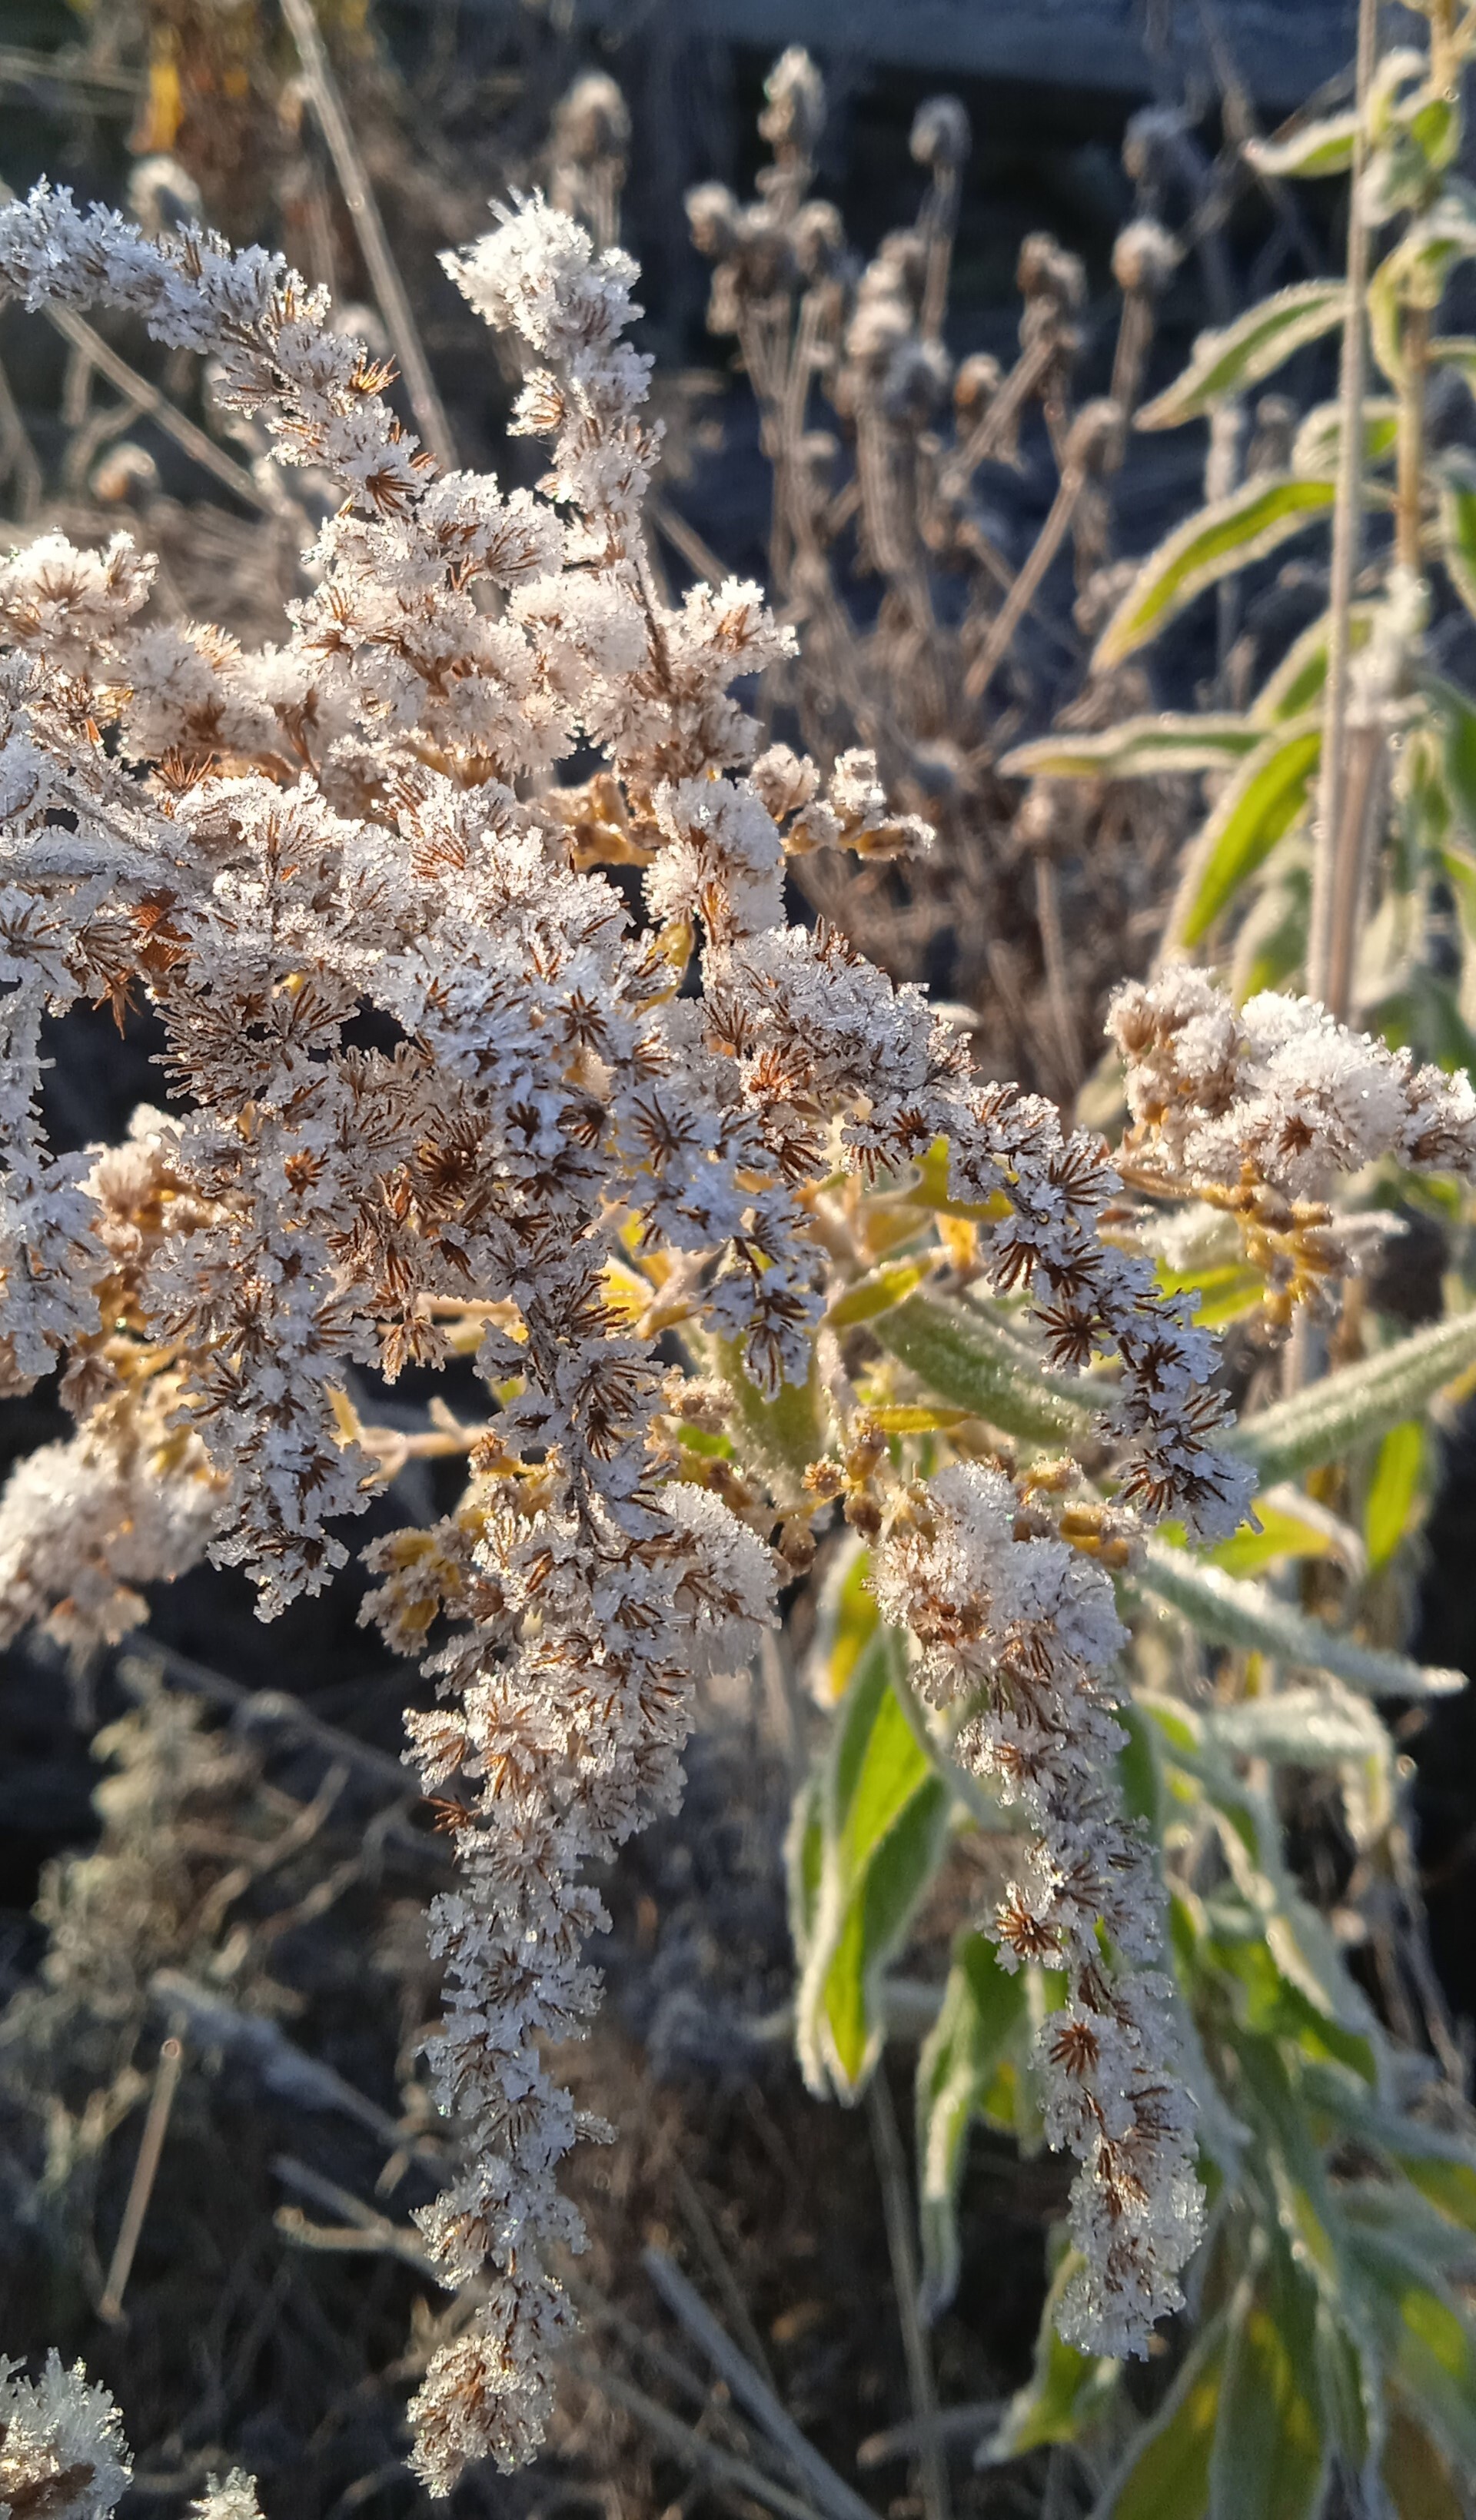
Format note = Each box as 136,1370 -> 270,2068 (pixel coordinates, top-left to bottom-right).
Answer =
998,715 -> 1262,783
1173,721 -> 1321,945
715,1335 -> 823,1490
1203,1687 -> 1388,1769
873,1294 -> 1094,1446
1136,1542 -> 1464,1700
1096,2310 -> 1229,2519
794,1628 -> 951,2099
1252,605 -> 1377,725
803,1532 -> 879,1707
1209,2243 -> 1328,2520
1438,455 -> 1476,619
1157,1257 -> 1266,1329
1095,479 -> 1337,670
1291,398 -> 1400,479
915,1931 -> 1029,2319
826,1255 -> 934,1328
1136,285 -> 1347,431
1246,114 -> 1360,181
1364,1419 -> 1428,1571
1204,1484 -> 1364,1581
1224,1308 -> 1476,1488
982,2249 -> 1121,2463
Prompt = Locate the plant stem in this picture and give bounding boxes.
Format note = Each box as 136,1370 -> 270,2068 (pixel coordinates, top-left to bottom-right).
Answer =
278,0 -> 457,474
99,2034 -> 184,2322
1307,0 -> 1378,1009
866,2073 -> 952,2520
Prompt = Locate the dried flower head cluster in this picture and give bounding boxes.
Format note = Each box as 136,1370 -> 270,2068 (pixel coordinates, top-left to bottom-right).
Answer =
0,181 -> 1261,2482
1112,971 -> 1476,1318
872,1461 -> 1202,2353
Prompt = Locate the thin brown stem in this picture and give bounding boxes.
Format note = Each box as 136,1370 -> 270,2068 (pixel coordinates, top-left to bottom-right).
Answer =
278,0 -> 457,473
963,468 -> 1085,702
1308,0 -> 1378,1010
98,2033 -> 184,2322
866,2074 -> 952,2520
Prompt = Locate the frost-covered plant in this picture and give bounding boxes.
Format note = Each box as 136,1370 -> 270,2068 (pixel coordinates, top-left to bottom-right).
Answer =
0,2352 -> 254,2520
683,50 -> 1197,1099
0,177 -> 1255,2483
2,161 -> 1476,2510
0,2352 -> 130,2520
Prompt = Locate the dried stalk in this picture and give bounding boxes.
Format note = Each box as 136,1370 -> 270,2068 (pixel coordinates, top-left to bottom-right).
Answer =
277,0 -> 457,472
866,2074 -> 952,2520
98,2033 -> 185,2322
1307,0 -> 1378,1011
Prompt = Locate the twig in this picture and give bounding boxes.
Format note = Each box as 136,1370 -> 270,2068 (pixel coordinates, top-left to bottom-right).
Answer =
641,2247 -> 876,2520
857,2405 -> 1002,2469
649,492 -> 727,590
964,467 -> 1090,703
1307,0 -> 1378,1011
568,2359 -> 831,2520
277,0 -> 457,473
661,2142 -> 779,2390
866,2076 -> 951,2520
98,2033 -> 185,2322
118,1641 -> 415,1800
0,184 -> 277,513
271,2155 -> 445,2279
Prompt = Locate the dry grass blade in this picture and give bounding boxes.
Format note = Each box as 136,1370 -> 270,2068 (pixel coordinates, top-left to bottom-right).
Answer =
866,2076 -> 950,2520
567,2358 -> 837,2520
642,2247 -> 876,2520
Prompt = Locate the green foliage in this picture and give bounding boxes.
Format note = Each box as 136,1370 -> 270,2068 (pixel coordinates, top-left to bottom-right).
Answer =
790,1621 -> 949,2099
1093,478 -> 1338,670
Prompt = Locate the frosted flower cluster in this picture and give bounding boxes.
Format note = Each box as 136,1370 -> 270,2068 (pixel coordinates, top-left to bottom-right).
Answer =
0,2353 -> 130,2520
873,1464 -> 1203,2352
1113,969 -> 1476,1200
0,183 -> 1256,2482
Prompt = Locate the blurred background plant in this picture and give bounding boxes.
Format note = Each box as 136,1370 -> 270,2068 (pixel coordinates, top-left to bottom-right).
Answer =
7,5 -> 1476,2520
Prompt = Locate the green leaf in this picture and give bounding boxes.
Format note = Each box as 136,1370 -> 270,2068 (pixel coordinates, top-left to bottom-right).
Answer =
1202,1687 -> 1388,1771
1291,399 -> 1400,479
793,1627 -> 950,2099
1136,285 -> 1347,431
1364,1419 -> 1428,1571
1246,114 -> 1360,181
1223,1308 -> 1476,1488
1209,2243 -> 1328,2520
803,1531 -> 879,1707
1097,2310 -> 1230,2519
982,2248 -> 1121,2463
1370,204 -> 1476,386
998,716 -> 1263,783
1095,480 -> 1338,670
1346,2229 -> 1476,2478
826,1255 -> 935,1328
1252,605 -> 1377,725
873,1294 -> 1094,1446
1172,720 -> 1322,946
1438,454 -> 1476,619
915,1930 -> 1029,2319
1135,1542 -> 1464,1700
1204,1484 -> 1364,1581
715,1335 -> 823,1491
1156,1257 -> 1266,1329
